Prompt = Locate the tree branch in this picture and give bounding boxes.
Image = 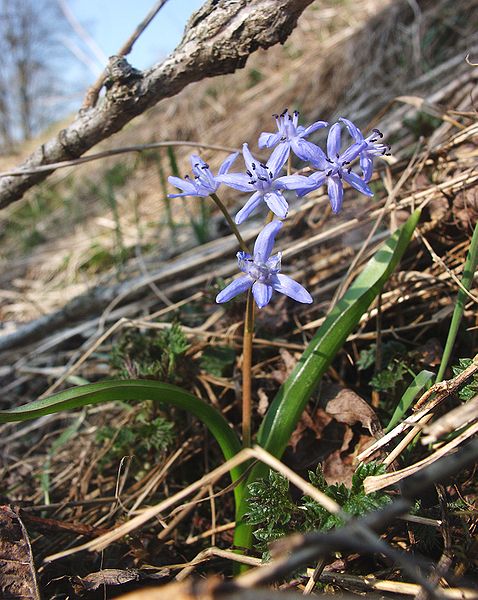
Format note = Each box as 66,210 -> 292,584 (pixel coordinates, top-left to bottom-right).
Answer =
0,0 -> 314,210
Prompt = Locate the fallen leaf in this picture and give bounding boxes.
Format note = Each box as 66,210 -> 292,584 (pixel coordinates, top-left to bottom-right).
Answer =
257,388 -> 269,416
289,408 -> 332,452
271,348 -> 300,384
0,505 -> 40,600
326,389 -> 381,436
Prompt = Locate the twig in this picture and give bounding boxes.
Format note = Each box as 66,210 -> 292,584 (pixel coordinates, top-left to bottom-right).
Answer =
364,420 -> 478,493
83,0 -> 170,108
0,140 -> 240,178
357,353 -> 478,462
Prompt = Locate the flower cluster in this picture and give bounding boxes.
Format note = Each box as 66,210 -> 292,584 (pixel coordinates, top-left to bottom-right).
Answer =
168,110 -> 390,309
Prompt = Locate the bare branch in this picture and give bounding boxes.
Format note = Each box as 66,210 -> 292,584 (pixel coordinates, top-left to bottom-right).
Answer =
0,0 -> 314,210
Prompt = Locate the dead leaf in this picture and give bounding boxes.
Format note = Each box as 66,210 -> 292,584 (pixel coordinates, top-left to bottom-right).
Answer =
289,408 -> 332,452
271,348 -> 299,384
323,434 -> 375,487
257,388 -> 269,416
326,388 -> 381,436
0,505 -> 40,600
322,449 -> 353,487
72,569 -> 141,593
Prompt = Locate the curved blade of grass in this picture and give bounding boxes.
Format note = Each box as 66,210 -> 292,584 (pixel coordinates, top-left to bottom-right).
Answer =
232,210 -> 421,558
0,379 -> 245,500
257,209 -> 421,458
436,220 -> 478,383
385,369 -> 435,433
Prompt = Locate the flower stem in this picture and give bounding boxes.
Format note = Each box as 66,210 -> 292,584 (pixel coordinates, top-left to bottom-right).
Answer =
210,193 -> 249,253
242,288 -> 255,447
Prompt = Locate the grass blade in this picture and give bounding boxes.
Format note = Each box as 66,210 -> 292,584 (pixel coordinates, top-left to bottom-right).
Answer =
385,369 -> 435,433
436,220 -> 478,383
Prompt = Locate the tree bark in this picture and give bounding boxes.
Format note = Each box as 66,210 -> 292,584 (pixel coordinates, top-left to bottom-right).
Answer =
0,0 -> 314,210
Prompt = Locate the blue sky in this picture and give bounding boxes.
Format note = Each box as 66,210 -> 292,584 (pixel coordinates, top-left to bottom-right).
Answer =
66,0 -> 204,83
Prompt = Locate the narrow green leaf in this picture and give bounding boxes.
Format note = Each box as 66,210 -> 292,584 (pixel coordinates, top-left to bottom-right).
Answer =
385,369 -> 435,433
233,210 -> 421,556
257,209 -> 421,458
0,379 -> 245,502
436,220 -> 478,383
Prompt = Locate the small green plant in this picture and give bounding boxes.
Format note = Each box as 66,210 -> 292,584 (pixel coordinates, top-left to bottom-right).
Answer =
96,406 -> 174,467
246,462 -> 390,555
110,322 -> 191,386
452,358 -> 478,401
200,346 -> 236,377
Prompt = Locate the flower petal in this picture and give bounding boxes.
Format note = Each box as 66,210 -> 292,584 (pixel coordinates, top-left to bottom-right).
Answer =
276,174 -> 312,190
218,152 -> 240,175
327,123 -> 342,159
339,117 -> 363,143
290,137 -> 319,162
340,141 -> 366,164
360,155 -> 374,183
342,170 -> 373,196
263,191 -> 288,219
301,120 -> 328,137
296,172 -> 327,197
267,143 -> 289,176
271,273 -> 313,304
234,191 -> 263,224
327,175 -> 344,213
216,275 -> 253,304
253,220 -> 283,262
216,173 -> 254,192
252,281 -> 273,308
168,175 -> 199,196
242,143 -> 256,173
299,142 -> 328,169
258,131 -> 282,148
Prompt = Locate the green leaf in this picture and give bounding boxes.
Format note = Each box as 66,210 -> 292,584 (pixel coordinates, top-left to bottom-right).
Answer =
257,209 -> 421,458
234,210 -> 421,556
0,379 -> 245,504
385,369 -> 435,432
436,220 -> 478,383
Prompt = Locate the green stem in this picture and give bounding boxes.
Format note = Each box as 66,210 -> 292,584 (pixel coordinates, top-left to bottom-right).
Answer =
210,193 -> 249,253
242,289 -> 255,447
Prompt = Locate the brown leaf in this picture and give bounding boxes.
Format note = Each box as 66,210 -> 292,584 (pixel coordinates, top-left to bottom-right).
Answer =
72,569 -> 141,592
0,505 -> 40,600
288,408 -> 332,452
322,449 -> 353,487
323,434 -> 374,487
257,388 -> 269,417
271,348 -> 299,384
326,388 -> 381,436
453,187 -> 478,230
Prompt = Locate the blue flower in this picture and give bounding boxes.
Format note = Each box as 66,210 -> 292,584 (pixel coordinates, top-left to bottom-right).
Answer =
339,118 -> 391,182
216,220 -> 312,309
168,152 -> 239,198
259,108 -> 327,164
216,143 -> 311,224
297,122 -> 373,213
